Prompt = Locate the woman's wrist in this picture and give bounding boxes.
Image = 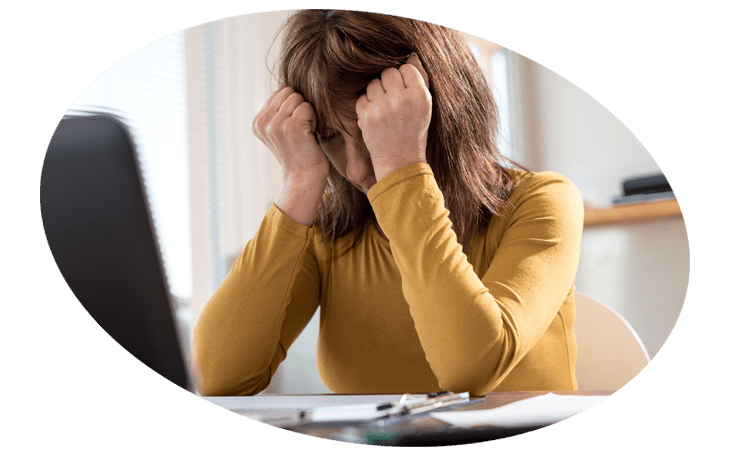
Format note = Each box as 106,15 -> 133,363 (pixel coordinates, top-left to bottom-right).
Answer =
275,171 -> 328,227
373,156 -> 427,182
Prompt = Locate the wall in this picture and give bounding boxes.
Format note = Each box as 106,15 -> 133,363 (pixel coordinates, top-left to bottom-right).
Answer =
510,53 -> 689,358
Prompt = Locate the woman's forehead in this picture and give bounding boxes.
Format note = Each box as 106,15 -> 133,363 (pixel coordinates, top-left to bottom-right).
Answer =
316,100 -> 359,133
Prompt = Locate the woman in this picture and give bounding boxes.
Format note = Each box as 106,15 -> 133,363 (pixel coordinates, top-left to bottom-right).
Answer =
191,10 -> 583,396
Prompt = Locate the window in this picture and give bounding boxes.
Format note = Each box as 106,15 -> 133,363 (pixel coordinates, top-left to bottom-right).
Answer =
67,31 -> 193,307
467,37 -> 515,161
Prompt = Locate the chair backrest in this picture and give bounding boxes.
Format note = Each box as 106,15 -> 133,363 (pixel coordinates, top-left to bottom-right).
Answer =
574,291 -> 650,391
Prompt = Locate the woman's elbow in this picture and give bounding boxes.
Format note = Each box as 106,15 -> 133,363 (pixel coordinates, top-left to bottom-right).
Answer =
189,346 -> 269,396
432,341 -> 511,396
436,369 -> 498,397
190,346 -> 234,396
189,347 -> 216,396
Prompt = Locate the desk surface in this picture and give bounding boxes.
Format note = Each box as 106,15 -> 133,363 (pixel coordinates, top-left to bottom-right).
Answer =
206,390 -> 613,446
584,198 -> 681,227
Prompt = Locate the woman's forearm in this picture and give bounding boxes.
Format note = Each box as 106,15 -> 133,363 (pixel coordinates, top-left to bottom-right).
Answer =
368,164 -> 583,395
191,205 -> 319,396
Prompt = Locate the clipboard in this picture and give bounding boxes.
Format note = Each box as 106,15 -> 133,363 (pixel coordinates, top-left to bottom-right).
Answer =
245,391 -> 471,427
307,391 -> 471,423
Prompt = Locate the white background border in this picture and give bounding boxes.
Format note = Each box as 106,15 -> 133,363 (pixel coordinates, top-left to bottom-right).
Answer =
3,1 -> 728,453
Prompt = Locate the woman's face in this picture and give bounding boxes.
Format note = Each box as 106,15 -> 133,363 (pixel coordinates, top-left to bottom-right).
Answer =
318,115 -> 377,194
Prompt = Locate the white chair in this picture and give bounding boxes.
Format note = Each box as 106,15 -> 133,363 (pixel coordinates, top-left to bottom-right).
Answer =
574,291 -> 651,391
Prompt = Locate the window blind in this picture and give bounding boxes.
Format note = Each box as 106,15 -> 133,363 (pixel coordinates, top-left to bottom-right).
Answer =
67,31 -> 192,302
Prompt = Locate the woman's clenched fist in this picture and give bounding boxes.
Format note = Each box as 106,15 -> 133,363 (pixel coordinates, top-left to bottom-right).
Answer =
253,84 -> 330,182
355,53 -> 432,182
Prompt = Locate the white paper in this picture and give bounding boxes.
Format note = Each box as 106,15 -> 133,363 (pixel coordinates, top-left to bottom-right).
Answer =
307,403 -> 386,422
430,393 -> 609,428
203,394 -> 428,424
204,394 -> 420,412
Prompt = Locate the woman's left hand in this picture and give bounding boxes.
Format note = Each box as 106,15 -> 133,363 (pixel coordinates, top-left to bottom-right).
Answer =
356,53 -> 432,182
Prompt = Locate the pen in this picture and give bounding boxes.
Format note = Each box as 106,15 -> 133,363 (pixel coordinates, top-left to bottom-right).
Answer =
260,391 -> 471,427
377,391 -> 470,417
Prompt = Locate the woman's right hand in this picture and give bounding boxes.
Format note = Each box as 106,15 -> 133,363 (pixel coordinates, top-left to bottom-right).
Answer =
253,83 -> 330,182
253,84 -> 329,226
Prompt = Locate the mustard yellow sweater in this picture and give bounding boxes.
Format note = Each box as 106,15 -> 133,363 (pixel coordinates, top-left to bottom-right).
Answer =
192,163 -> 584,396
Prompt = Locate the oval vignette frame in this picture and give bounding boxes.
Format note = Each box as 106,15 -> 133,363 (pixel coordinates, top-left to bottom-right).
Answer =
38,4 -> 688,452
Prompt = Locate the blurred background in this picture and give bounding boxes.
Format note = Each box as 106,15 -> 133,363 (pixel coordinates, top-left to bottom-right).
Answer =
66,10 -> 689,394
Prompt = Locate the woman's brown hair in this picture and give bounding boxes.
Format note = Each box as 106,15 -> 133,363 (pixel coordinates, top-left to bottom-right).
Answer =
276,9 -> 522,254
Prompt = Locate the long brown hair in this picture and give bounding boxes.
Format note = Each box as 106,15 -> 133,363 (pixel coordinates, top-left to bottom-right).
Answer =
276,9 -> 522,253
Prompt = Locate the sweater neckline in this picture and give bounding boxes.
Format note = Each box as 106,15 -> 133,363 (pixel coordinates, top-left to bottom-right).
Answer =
369,221 -> 391,249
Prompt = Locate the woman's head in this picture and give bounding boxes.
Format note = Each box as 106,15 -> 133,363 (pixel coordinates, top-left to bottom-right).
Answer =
276,10 -> 519,252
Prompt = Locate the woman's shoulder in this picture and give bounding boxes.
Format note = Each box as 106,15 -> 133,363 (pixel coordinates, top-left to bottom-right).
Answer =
507,168 -> 581,201
503,168 -> 583,218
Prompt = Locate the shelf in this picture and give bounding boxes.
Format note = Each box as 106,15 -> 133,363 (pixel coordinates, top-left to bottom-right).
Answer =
584,198 -> 682,227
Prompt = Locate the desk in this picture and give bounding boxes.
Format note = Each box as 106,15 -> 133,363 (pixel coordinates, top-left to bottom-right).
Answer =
583,198 -> 681,227
205,390 -> 613,446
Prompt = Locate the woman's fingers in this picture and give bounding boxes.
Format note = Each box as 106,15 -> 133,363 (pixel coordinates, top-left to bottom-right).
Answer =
404,53 -> 429,89
254,85 -> 312,140
260,82 -> 288,113
268,86 -> 297,115
365,77 -> 386,101
355,92 -> 369,118
254,85 -> 290,133
376,54 -> 428,96
276,90 -> 306,119
379,67 -> 404,94
400,61 -> 427,91
290,100 -> 317,134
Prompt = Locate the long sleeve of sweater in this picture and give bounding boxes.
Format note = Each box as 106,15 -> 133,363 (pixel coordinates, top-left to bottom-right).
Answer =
191,204 -> 321,396
367,163 -> 584,396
